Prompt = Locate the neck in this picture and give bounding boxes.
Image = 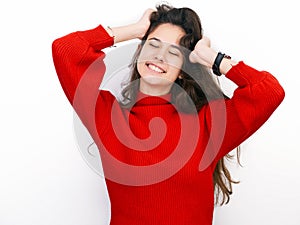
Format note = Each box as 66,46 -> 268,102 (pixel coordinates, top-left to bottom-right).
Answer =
139,81 -> 172,96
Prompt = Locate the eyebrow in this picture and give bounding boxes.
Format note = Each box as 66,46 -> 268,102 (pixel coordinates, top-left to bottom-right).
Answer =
148,37 -> 182,50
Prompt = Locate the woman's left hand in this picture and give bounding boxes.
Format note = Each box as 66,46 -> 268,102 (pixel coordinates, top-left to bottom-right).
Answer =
189,36 -> 217,68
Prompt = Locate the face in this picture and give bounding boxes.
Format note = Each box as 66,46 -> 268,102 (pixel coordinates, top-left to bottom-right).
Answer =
137,23 -> 186,96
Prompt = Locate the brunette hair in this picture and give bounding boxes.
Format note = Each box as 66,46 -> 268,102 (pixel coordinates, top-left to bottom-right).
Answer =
121,3 -> 240,205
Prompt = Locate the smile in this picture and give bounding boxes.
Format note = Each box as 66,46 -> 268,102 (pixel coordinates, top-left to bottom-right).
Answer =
146,63 -> 166,73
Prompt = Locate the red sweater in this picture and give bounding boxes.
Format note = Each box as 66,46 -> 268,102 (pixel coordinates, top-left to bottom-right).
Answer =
52,25 -> 285,225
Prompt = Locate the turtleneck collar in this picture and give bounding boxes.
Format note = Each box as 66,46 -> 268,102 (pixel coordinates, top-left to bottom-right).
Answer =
134,91 -> 172,106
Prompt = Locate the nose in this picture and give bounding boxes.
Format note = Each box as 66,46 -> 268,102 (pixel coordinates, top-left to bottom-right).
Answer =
154,54 -> 164,62
154,46 -> 167,62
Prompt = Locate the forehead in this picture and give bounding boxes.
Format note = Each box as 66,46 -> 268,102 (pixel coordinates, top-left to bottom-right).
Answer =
147,23 -> 186,45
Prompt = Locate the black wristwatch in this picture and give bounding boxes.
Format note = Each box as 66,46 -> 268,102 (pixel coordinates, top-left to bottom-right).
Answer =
212,52 -> 231,76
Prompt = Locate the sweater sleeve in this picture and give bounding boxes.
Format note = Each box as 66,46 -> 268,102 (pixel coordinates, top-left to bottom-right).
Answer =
199,61 -> 285,170
52,24 -> 114,104
52,25 -> 115,136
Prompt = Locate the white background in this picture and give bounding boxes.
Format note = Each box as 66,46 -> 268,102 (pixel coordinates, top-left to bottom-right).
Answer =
0,0 -> 299,224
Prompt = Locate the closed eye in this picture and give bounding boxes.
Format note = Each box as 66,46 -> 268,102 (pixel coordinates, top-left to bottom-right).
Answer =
148,39 -> 160,48
168,47 -> 181,57
169,50 -> 179,56
149,42 -> 159,48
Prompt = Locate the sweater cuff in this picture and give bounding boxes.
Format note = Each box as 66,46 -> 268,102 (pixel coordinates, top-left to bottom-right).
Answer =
225,61 -> 268,87
77,24 -> 114,51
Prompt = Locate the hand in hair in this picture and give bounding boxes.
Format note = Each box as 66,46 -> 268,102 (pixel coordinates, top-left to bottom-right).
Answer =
104,8 -> 155,43
189,36 -> 216,68
189,36 -> 238,74
135,8 -> 156,39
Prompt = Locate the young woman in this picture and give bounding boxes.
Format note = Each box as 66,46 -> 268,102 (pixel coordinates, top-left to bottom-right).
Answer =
52,4 -> 285,225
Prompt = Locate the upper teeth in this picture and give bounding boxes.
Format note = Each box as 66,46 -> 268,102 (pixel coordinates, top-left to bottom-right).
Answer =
148,64 -> 164,73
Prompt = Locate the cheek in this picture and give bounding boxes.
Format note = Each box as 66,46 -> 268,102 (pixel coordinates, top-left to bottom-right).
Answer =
166,60 -> 183,79
137,62 -> 143,75
168,68 -> 182,80
166,55 -> 184,69
138,46 -> 154,63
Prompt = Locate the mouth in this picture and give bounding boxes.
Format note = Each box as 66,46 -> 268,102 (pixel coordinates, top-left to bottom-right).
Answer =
146,62 -> 166,74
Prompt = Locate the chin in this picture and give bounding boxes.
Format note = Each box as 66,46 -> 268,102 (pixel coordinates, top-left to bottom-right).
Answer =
142,75 -> 171,84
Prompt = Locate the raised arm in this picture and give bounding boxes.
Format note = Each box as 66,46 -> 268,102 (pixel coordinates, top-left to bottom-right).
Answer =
190,37 -> 285,169
51,8 -> 154,105
52,25 -> 114,105
51,9 -> 154,132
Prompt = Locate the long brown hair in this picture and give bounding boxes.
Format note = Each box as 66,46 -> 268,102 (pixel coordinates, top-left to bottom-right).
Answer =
121,3 -> 240,205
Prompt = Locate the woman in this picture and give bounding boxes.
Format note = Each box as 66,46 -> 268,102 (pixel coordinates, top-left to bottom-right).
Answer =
52,4 -> 285,225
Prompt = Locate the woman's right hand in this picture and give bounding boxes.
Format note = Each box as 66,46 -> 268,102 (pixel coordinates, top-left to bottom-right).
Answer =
106,8 -> 155,44
135,8 -> 156,39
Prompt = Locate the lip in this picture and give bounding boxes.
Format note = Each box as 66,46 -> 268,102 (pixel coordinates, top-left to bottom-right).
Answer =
145,62 -> 166,73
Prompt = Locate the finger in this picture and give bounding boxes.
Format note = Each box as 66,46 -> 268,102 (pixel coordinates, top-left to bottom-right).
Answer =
143,8 -> 156,18
189,51 -> 198,63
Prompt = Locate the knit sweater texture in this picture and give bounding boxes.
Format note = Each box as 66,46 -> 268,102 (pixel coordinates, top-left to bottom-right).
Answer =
52,25 -> 285,225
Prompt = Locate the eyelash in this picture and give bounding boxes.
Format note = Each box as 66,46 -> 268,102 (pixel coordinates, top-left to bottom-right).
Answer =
149,43 -> 159,48
148,42 -> 180,57
169,51 -> 179,56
